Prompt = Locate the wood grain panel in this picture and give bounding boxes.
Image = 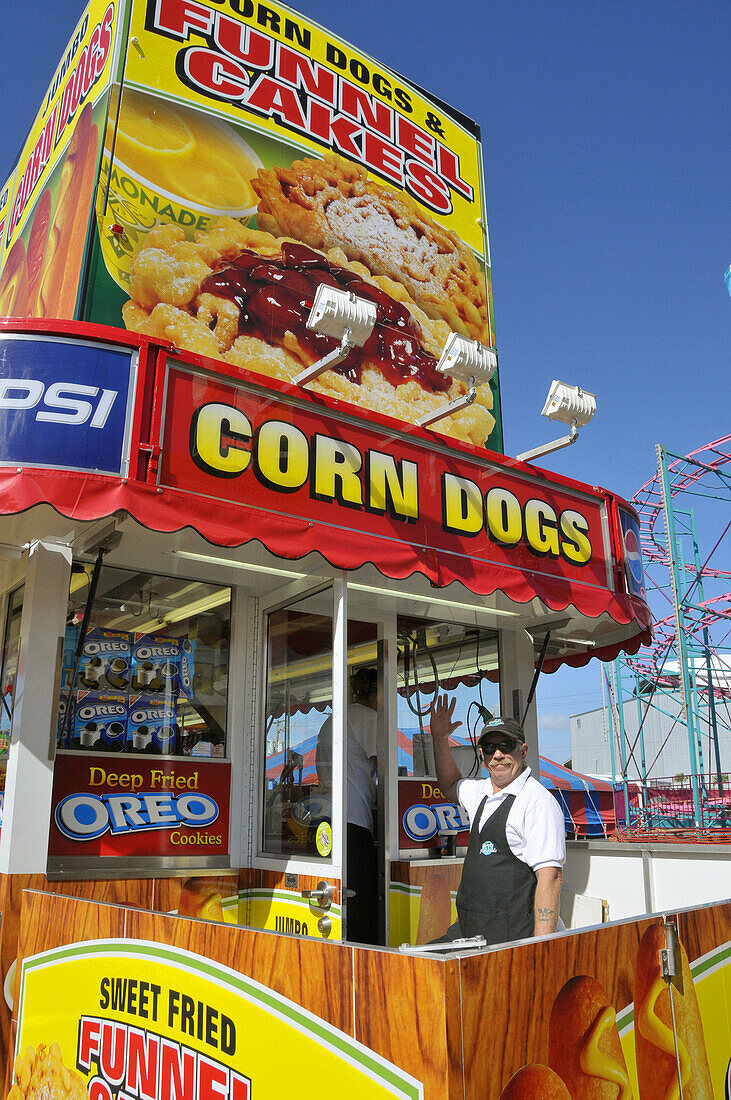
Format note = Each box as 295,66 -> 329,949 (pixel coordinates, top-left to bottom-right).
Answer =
16,889 -> 127,960
354,948 -> 462,1100
390,860 -> 462,943
677,900 -> 731,963
459,917 -> 661,1099
4,890 -> 127,1095
152,873 -> 239,918
0,872 -> 46,1088
125,908 -> 354,1035
390,860 -> 463,891
0,874 -> 152,1087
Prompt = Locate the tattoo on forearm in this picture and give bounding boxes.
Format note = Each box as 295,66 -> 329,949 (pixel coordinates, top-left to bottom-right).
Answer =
536,906 -> 556,920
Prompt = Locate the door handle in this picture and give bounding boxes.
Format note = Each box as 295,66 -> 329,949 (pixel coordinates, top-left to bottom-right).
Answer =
301,880 -> 333,909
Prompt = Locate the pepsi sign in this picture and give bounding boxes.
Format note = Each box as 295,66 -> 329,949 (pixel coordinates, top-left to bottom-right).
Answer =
0,334 -> 134,474
619,509 -> 646,599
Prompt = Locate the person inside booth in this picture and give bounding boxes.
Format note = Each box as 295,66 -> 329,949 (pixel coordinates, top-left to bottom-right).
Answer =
429,695 -> 565,946
316,667 -> 379,944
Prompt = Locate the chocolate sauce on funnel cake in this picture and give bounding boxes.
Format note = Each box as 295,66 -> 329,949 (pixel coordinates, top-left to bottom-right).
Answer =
201,241 -> 450,393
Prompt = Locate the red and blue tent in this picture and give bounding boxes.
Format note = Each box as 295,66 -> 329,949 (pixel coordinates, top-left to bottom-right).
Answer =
538,757 -> 618,837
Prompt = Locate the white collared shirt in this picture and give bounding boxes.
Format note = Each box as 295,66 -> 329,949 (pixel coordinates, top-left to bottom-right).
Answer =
457,766 -> 566,872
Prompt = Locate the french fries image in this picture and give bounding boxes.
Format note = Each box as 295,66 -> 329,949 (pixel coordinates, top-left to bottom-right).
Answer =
499,1064 -> 572,1099
0,239 -> 30,316
548,975 -> 634,1100
634,923 -> 712,1100
37,103 -> 99,319
416,874 -> 452,943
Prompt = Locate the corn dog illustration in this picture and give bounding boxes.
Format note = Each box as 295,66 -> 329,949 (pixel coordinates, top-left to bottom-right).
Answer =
549,975 -> 634,1100
25,187 -> 52,312
0,238 -> 30,316
634,923 -> 712,1100
177,877 -> 225,921
37,103 -> 99,319
416,874 -> 452,942
499,1064 -> 572,1100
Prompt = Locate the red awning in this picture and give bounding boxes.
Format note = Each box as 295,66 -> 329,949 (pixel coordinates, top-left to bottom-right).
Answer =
0,320 -> 651,670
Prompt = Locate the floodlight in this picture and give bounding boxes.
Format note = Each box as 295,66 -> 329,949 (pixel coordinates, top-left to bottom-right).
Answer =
540,380 -> 596,428
435,332 -> 498,386
416,334 -> 497,429
517,380 -> 597,464
295,285 -> 377,387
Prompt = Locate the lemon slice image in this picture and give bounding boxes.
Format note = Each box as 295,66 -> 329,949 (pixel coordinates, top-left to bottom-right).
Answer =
110,89 -> 262,212
163,149 -> 257,209
116,90 -> 194,159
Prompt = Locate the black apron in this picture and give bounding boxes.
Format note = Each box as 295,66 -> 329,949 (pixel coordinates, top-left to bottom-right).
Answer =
445,792 -> 537,945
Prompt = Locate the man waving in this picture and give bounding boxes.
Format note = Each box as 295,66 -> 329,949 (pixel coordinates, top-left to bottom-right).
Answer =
430,695 -> 565,946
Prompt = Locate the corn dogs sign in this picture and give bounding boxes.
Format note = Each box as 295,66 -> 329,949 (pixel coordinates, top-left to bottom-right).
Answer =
12,940 -> 423,1099
161,364 -> 608,592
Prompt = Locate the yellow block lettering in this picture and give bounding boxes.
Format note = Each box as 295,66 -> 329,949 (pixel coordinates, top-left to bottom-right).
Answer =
313,434 -> 363,506
254,420 -> 309,492
191,402 -> 251,478
560,509 -> 592,564
442,473 -> 483,535
367,451 -> 419,521
524,498 -> 560,557
485,487 -> 522,546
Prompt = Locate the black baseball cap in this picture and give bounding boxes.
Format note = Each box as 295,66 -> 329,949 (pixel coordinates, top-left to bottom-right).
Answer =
477,717 -> 526,749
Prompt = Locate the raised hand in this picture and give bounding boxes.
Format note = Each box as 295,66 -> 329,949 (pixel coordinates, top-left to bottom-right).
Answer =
429,694 -> 460,740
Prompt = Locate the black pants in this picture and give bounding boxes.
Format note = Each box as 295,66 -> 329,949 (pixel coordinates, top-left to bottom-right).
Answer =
346,823 -> 379,945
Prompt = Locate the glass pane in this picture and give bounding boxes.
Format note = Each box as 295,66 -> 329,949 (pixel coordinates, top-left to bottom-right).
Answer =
0,586 -> 24,756
262,590 -> 333,858
396,617 -> 500,777
57,564 -> 231,758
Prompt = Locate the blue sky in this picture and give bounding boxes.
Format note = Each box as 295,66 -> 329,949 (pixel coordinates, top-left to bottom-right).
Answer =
1,0 -> 729,764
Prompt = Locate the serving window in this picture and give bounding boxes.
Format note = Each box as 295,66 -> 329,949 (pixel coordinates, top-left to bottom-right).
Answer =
57,564 -> 231,759
0,586 -> 24,759
261,589 -> 335,860
396,616 -> 500,777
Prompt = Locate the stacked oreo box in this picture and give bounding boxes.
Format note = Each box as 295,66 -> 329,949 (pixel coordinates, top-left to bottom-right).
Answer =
59,628 -> 195,756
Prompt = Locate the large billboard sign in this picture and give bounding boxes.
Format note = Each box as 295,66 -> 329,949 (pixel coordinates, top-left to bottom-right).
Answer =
97,0 -> 500,448
0,0 -> 501,451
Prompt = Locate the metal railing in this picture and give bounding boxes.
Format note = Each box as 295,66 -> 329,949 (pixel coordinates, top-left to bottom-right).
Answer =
614,774 -> 731,841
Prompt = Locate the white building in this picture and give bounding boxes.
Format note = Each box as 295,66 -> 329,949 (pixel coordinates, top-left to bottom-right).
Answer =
571,690 -> 731,781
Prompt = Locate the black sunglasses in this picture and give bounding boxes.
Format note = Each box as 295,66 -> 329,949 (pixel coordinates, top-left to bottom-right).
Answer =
480,739 -> 519,756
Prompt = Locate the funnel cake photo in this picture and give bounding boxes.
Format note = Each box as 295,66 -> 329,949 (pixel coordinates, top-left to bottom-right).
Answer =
9,1042 -> 89,1100
122,217 -> 494,446
253,153 -> 491,345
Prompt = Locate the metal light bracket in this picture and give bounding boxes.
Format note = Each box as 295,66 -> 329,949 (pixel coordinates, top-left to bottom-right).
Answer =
661,920 -> 679,979
416,384 -> 477,428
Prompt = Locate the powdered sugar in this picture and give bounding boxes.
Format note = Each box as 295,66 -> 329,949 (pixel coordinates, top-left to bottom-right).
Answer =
325,195 -> 439,283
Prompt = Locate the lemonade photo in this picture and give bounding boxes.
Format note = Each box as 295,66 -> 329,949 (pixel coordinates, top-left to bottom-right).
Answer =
97,88 -> 262,288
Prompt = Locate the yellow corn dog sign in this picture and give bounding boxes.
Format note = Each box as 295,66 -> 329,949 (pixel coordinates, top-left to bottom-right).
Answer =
0,0 -> 118,318
13,939 -> 423,1099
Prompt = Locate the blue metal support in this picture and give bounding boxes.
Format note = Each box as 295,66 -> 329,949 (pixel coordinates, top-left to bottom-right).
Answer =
656,444 -> 702,826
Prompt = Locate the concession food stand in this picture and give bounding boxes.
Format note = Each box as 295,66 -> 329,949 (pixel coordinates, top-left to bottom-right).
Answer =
0,1 -> 728,1097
